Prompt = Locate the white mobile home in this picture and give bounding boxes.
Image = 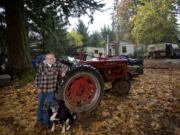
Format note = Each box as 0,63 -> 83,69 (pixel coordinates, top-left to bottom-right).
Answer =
110,41 -> 135,56
118,41 -> 134,56
84,47 -> 106,60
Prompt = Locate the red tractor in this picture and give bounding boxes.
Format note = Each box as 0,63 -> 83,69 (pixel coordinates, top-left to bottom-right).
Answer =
56,57 -> 130,113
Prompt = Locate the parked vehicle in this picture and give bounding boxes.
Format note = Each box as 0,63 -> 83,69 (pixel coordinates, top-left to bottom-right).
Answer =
127,65 -> 143,80
147,43 -> 180,59
119,55 -> 143,66
0,74 -> 11,87
32,54 -> 45,67
117,55 -> 143,79
0,56 -> 9,75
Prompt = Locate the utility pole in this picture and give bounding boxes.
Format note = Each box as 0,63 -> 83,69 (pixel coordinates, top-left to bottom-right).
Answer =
106,35 -> 109,56
113,0 -> 120,56
112,0 -> 117,31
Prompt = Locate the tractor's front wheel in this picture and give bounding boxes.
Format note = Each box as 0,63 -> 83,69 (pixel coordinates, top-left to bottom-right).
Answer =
60,66 -> 104,113
112,79 -> 131,95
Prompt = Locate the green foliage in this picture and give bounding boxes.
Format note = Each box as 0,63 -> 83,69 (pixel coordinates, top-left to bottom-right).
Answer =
24,0 -> 104,21
75,21 -> 115,47
85,25 -> 116,47
89,31 -> 103,47
117,0 -> 134,41
42,18 -> 69,57
116,0 -> 179,44
25,1 -> 71,56
76,20 -> 90,47
131,0 -> 179,44
69,22 -> 116,48
68,31 -> 83,47
101,25 -> 116,43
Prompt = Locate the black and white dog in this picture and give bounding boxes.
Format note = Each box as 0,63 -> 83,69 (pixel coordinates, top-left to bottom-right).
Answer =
48,100 -> 76,132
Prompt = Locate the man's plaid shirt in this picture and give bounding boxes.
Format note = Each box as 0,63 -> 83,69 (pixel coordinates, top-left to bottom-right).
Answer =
34,61 -> 68,93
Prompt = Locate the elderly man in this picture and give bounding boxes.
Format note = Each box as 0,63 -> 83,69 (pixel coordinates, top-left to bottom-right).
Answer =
34,52 -> 68,128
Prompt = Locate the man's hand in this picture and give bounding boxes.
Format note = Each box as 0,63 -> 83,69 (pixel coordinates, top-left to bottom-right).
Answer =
1,64 -> 6,70
61,73 -> 65,77
36,88 -> 41,94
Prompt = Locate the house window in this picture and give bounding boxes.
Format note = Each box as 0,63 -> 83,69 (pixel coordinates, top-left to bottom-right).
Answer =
94,50 -> 98,54
122,46 -> 127,53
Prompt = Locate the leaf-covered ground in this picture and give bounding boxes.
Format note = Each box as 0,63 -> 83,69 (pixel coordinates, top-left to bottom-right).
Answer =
0,64 -> 180,135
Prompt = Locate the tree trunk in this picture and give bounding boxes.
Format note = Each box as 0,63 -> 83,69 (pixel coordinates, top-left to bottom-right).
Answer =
5,0 -> 32,78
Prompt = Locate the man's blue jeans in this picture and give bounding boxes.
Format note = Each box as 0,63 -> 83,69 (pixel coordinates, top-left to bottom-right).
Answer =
37,91 -> 54,127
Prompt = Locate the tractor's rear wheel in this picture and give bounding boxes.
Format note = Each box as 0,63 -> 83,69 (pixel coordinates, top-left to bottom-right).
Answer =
60,66 -> 104,113
112,79 -> 131,95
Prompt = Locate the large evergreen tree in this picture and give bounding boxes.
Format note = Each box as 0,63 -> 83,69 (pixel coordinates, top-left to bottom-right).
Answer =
89,31 -> 103,47
101,25 -> 116,43
4,0 -> 32,77
27,6 -> 69,56
0,0 -> 104,78
76,20 -> 90,47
